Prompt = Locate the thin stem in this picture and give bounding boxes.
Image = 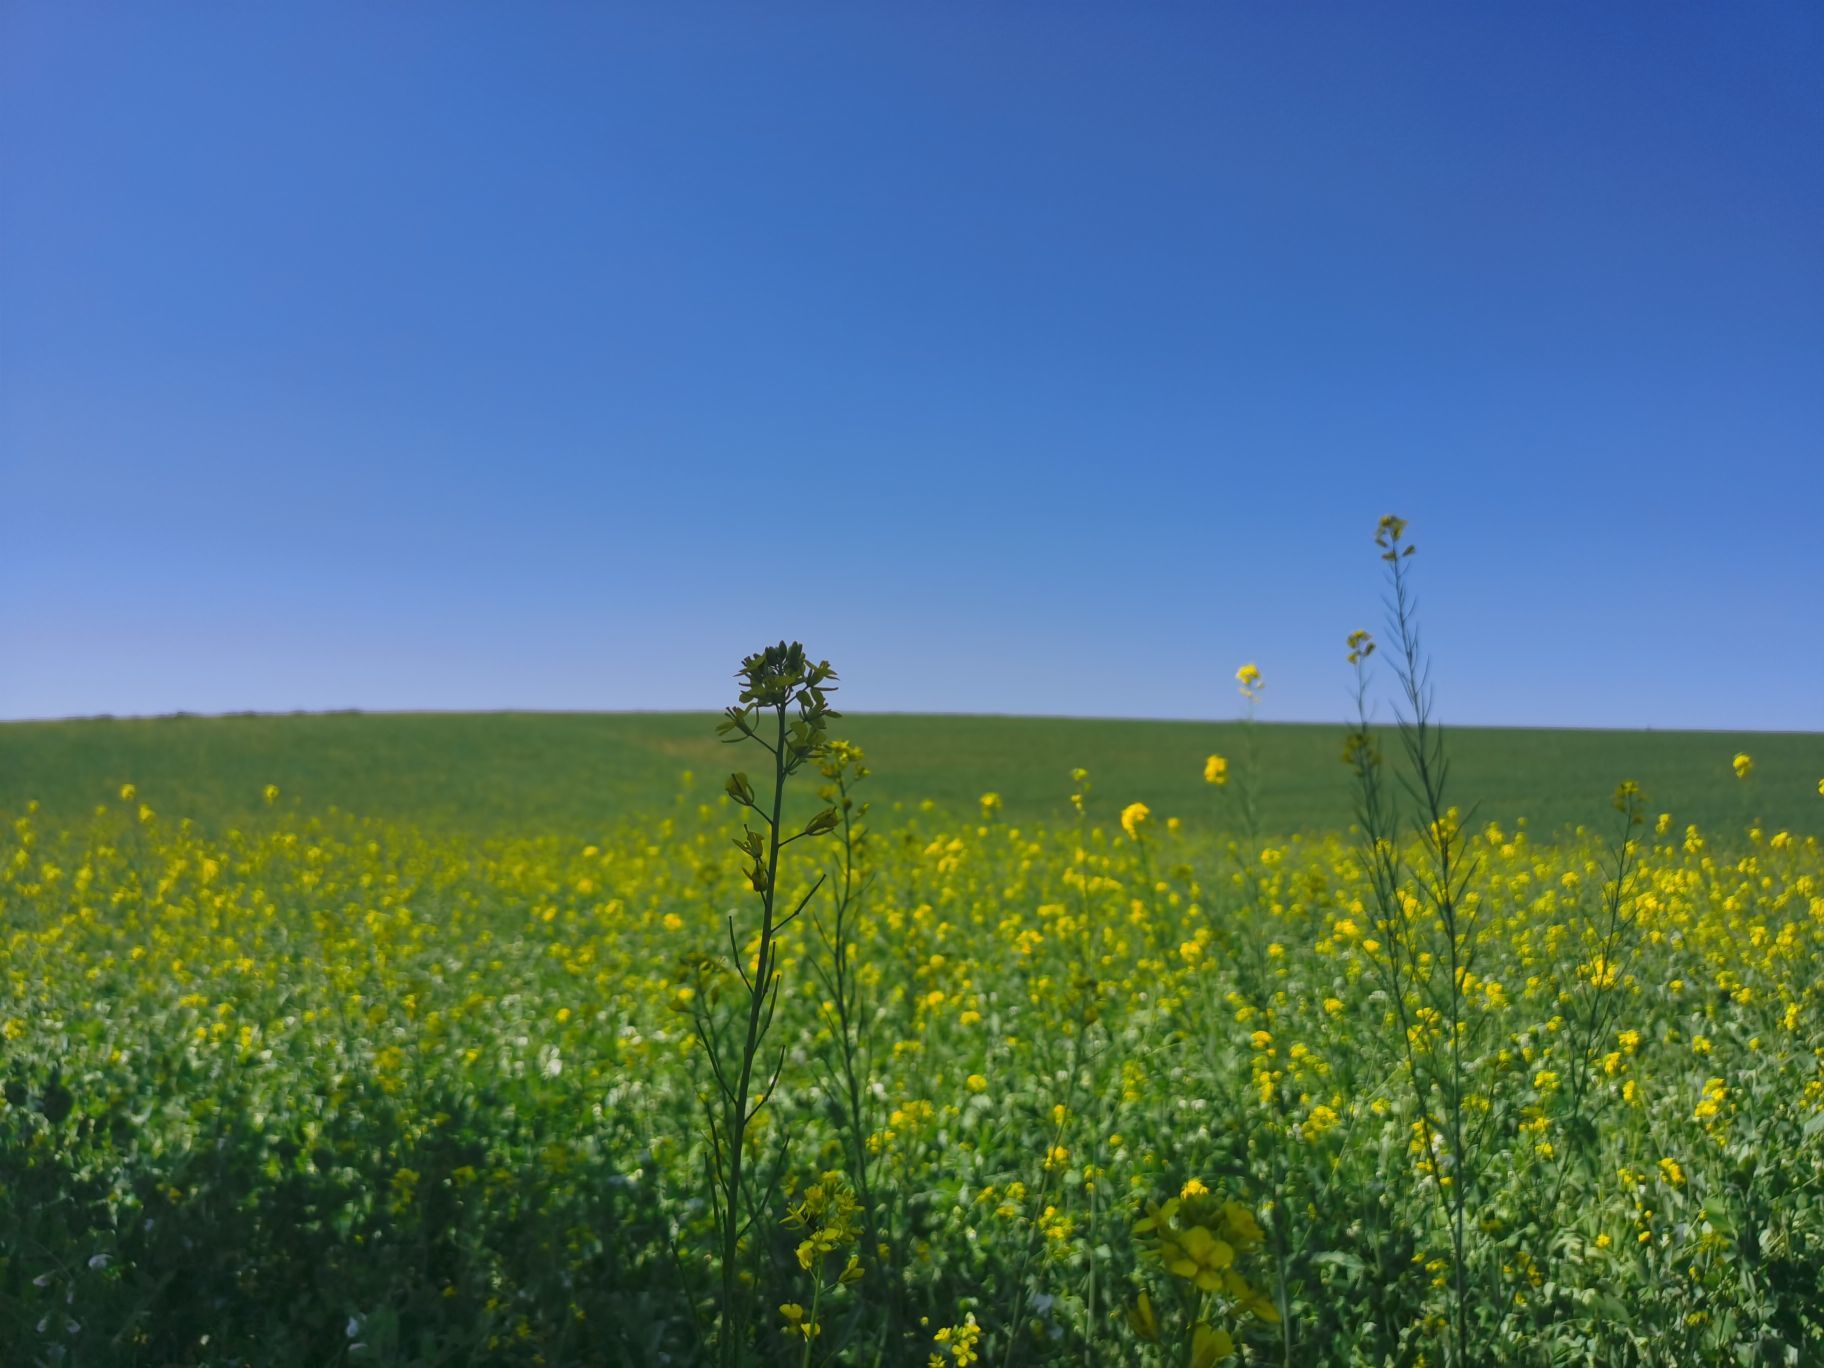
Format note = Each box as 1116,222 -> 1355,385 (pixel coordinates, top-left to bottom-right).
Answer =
719,700 -> 791,1366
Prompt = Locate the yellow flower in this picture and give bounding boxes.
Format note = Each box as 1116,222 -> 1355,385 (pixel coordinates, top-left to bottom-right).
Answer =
1180,1177 -> 1211,1199
930,1313 -> 981,1365
1218,1200 -> 1264,1250
119,783 -> 136,802
1204,754 -> 1229,786
1235,663 -> 1263,700
1733,753 -> 1753,780
1147,1218 -> 1235,1291
965,1073 -> 988,1093
1125,1291 -> 1159,1341
1120,802 -> 1151,841
1694,1077 -> 1727,1121
784,1170 -> 861,1270
779,1303 -> 819,1340
979,792 -> 1002,819
1190,1323 -> 1235,1367
1345,629 -> 1374,664
1302,1104 -> 1340,1140
262,784 -> 280,804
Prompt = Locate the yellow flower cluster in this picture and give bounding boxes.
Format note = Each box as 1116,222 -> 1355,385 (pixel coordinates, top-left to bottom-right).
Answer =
928,1311 -> 981,1366
784,1170 -> 862,1275
2,762 -> 1819,1361
1134,1187 -> 1273,1312
1120,801 -> 1151,841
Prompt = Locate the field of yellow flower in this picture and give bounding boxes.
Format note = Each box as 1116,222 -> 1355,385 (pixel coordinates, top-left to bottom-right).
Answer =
4,741 -> 1821,1365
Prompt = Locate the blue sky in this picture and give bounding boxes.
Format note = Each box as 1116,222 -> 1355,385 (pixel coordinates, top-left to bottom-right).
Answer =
4,2 -> 1820,728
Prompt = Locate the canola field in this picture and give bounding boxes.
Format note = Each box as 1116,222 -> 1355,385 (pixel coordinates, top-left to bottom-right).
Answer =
4,701 -> 1822,1368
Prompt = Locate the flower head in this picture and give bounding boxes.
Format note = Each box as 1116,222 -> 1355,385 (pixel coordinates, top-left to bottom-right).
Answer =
1191,1324 -> 1236,1367
1135,1190 -> 1265,1294
1120,802 -> 1151,841
779,1303 -> 819,1340
783,1171 -> 861,1271
929,1312 -> 981,1366
1733,753 -> 1753,781
1374,513 -> 1411,551
1235,663 -> 1263,701
1204,755 -> 1229,786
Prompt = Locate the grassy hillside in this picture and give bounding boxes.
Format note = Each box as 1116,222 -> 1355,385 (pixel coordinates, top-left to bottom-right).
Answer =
2,711 -> 1819,838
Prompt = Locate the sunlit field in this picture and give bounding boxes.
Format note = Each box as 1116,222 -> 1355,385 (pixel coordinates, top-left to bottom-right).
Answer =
5,525 -> 1823,1368
5,691 -> 1822,1363
10,0 -> 1818,1356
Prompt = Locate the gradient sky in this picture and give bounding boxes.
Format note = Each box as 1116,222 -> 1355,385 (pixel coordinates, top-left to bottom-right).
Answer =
4,3 -> 1820,729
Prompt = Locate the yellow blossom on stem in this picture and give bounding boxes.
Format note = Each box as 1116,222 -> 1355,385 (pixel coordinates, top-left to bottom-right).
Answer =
1120,802 -> 1151,841
1125,1291 -> 1159,1341
1191,1323 -> 1236,1367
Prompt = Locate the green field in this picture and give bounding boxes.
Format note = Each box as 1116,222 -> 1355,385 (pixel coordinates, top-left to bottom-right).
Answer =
3,711 -> 1820,838
6,706 -> 1824,1364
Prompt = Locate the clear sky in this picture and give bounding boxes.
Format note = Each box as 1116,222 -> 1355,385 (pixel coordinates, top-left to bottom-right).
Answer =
3,2 -> 1820,729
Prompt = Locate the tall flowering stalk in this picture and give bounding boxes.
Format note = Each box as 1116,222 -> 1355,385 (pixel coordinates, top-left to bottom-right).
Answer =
694,642 -> 840,1364
1347,516 -> 1485,1365
1206,661 -> 1296,1362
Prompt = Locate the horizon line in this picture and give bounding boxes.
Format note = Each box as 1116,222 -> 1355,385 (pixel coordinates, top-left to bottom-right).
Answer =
1,706 -> 1817,739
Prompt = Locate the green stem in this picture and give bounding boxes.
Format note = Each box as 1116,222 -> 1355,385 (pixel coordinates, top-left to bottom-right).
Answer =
799,1276 -> 825,1368
720,701 -> 790,1366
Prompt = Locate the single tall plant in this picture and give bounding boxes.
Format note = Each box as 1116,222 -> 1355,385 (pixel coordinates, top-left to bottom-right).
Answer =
693,642 -> 841,1364
1347,516 -> 1487,1366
